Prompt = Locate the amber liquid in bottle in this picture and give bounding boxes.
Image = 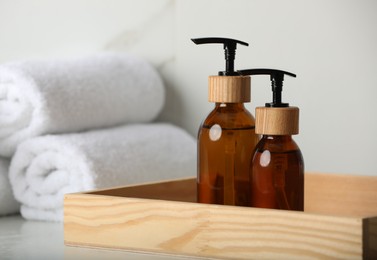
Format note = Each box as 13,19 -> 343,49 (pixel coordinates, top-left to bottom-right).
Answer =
250,135 -> 304,210
197,103 -> 259,206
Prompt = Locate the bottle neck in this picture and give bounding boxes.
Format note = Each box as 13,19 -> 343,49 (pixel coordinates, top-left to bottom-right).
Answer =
214,103 -> 246,109
203,102 -> 255,129
258,135 -> 300,153
262,135 -> 296,145
262,135 -> 293,142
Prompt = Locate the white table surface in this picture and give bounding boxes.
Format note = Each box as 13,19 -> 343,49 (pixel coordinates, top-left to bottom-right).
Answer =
0,215 -> 203,260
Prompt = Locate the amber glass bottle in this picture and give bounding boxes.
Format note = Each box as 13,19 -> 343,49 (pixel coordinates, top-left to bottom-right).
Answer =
198,102 -> 259,206
237,68 -> 304,211
192,37 -> 259,206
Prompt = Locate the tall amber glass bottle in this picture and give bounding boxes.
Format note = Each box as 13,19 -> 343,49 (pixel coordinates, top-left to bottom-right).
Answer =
192,37 -> 259,206
238,69 -> 304,211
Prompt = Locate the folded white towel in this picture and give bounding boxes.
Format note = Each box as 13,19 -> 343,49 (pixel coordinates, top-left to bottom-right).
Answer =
0,52 -> 165,157
9,123 -> 196,222
0,158 -> 20,216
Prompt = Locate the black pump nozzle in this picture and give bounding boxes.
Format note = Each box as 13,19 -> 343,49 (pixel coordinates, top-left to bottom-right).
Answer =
191,37 -> 249,76
237,69 -> 296,107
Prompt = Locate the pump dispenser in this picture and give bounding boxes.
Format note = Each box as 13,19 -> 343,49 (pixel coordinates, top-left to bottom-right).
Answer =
192,37 -> 259,206
238,69 -> 304,211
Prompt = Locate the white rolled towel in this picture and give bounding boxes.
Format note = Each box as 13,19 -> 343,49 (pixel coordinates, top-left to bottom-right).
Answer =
0,52 -> 165,157
9,123 -> 196,222
0,158 -> 20,216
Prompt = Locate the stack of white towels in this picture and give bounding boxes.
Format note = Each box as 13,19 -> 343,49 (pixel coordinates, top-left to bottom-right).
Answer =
0,53 -> 196,221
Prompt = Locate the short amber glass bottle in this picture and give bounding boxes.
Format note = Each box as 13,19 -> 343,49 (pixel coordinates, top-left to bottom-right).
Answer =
237,68 -> 304,211
250,106 -> 304,211
198,102 -> 259,206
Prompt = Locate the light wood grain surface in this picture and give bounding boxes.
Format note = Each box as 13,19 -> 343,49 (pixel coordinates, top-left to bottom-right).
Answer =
255,107 -> 299,135
208,76 -> 250,103
64,173 -> 377,259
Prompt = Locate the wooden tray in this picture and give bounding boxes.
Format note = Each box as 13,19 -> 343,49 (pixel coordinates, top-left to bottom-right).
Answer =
64,173 -> 377,259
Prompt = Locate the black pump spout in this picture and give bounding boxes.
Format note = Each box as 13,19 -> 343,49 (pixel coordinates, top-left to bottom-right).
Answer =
191,37 -> 249,76
237,68 -> 296,107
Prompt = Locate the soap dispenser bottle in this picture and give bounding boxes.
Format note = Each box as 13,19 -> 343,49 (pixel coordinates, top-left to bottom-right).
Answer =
238,69 -> 304,211
192,37 -> 259,206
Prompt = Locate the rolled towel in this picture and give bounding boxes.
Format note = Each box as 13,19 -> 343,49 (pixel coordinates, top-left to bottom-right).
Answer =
0,52 -> 165,157
9,123 -> 196,222
0,158 -> 20,216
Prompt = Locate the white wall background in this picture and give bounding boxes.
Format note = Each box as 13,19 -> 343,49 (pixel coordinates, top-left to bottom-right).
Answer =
0,0 -> 376,176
